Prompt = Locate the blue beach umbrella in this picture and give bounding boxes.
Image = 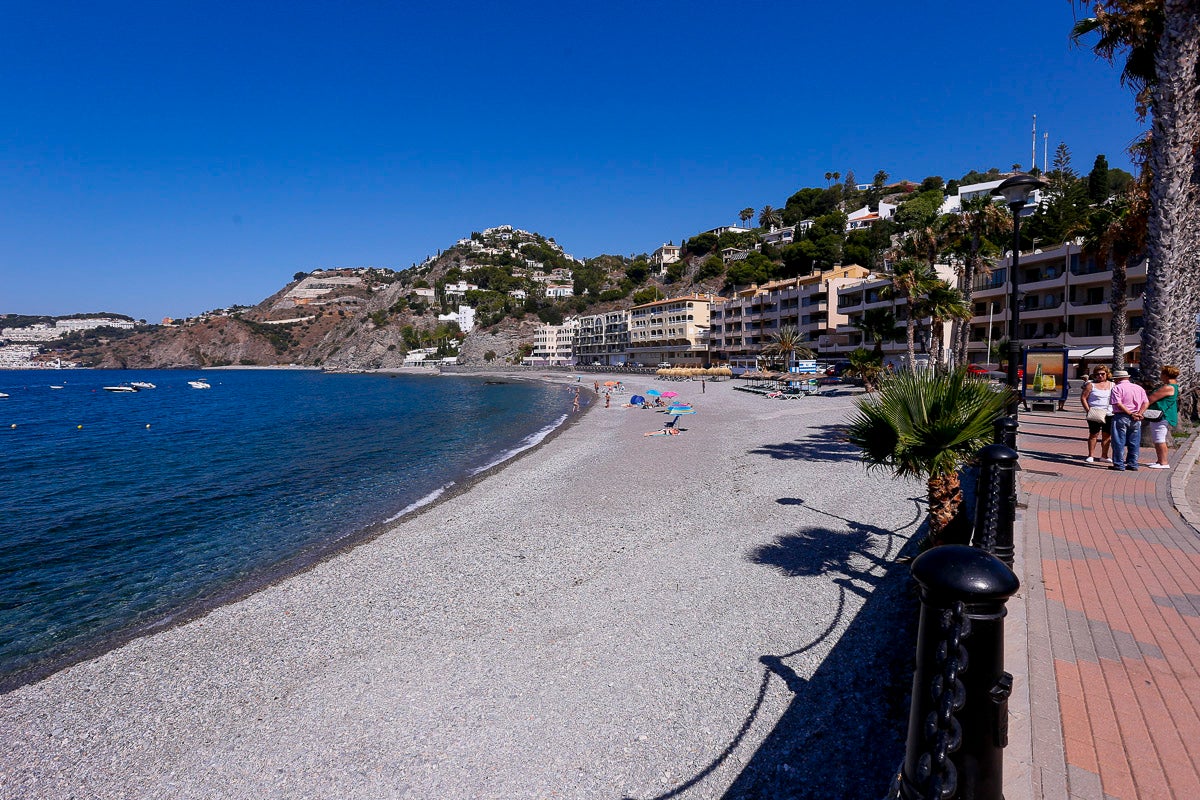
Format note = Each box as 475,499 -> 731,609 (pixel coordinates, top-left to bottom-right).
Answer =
667,405 -> 696,415
645,389 -> 662,397
630,395 -> 645,405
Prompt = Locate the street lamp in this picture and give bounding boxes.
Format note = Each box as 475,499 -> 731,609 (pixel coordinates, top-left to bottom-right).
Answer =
992,173 -> 1049,418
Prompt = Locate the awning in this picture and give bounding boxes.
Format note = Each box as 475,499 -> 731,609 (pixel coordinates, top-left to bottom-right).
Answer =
1068,345 -> 1139,359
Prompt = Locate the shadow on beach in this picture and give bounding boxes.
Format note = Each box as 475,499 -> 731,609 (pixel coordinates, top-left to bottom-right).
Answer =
748,424 -> 861,464
629,498 -> 925,800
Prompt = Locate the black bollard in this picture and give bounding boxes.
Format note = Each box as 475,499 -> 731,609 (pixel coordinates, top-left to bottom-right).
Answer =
899,545 -> 1020,800
993,416 -> 1018,449
971,444 -> 1019,569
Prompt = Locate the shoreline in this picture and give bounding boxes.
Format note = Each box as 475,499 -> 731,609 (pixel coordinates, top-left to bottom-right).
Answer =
2,378 -> 921,798
0,371 -> 590,694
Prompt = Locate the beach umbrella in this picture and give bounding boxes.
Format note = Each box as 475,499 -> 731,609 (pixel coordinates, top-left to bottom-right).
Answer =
604,381 -> 617,387
661,391 -> 678,398
667,405 -> 696,415
630,395 -> 645,405
645,389 -> 661,396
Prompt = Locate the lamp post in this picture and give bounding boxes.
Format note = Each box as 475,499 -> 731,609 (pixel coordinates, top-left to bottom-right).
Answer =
992,174 -> 1049,418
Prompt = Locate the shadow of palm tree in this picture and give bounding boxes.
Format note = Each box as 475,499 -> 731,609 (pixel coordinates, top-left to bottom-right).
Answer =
626,497 -> 925,800
748,424 -> 862,463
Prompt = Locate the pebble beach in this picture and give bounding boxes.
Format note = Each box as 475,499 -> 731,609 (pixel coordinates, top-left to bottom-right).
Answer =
1,376 -> 926,800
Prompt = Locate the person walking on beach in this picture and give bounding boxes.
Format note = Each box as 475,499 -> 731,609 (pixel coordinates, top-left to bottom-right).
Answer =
1145,365 -> 1179,469
1081,366 -> 1113,463
572,387 -> 581,413
1108,369 -> 1148,471
604,392 -> 610,408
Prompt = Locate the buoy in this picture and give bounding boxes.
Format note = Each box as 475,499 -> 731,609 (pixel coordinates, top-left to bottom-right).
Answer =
9,424 -> 15,429
77,424 -> 83,429
146,424 -> 151,429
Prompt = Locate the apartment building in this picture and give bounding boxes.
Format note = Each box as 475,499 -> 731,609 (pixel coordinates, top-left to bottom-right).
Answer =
708,265 -> 871,364
822,263 -> 958,365
574,310 -> 630,366
965,243 -> 1146,369
525,318 -> 580,366
627,295 -> 713,366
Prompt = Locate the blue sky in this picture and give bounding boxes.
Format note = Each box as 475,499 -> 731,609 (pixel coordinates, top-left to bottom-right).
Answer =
2,1 -> 1142,322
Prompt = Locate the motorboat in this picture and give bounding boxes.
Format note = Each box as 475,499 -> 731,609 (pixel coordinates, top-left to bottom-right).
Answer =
0,392 -> 8,398
103,385 -> 139,393
188,379 -> 211,389
50,385 -> 65,390
130,381 -> 156,389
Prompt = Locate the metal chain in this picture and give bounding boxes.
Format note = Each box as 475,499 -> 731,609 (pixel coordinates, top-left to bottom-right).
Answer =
977,463 -> 1003,553
915,601 -> 971,799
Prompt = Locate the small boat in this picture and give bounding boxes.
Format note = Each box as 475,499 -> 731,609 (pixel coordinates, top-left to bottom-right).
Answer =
188,379 -> 211,389
50,385 -> 65,390
103,385 -> 139,393
0,392 -> 8,398
130,381 -> 156,390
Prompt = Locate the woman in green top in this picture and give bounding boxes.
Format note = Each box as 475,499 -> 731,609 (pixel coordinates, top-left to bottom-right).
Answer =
1146,365 -> 1179,468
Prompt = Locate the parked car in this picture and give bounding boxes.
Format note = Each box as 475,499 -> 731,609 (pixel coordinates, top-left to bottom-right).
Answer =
658,362 -> 672,368
966,364 -> 990,375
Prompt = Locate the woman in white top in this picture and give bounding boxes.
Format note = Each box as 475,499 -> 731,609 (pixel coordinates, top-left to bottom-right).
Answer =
1081,366 -> 1114,462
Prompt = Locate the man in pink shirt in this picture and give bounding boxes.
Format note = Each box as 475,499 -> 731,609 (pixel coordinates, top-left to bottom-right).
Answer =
1108,369 -> 1149,471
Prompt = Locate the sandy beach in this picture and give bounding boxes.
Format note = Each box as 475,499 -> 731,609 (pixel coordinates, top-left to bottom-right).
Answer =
1,376 -> 925,800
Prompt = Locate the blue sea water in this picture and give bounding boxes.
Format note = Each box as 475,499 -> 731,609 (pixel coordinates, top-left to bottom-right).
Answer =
0,369 -> 571,689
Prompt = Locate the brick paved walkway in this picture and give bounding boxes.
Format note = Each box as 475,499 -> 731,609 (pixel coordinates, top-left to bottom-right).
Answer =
1007,408 -> 1200,799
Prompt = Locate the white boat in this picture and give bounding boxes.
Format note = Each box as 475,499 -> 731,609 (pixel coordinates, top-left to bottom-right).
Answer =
103,385 -> 138,393
0,392 -> 8,398
188,379 -> 211,389
130,381 -> 156,389
50,385 -> 65,390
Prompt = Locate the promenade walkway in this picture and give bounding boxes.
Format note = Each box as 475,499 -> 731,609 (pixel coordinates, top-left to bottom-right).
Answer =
1007,407 -> 1200,799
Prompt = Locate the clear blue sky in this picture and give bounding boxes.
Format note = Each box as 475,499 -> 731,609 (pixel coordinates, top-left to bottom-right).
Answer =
2,1 -> 1141,322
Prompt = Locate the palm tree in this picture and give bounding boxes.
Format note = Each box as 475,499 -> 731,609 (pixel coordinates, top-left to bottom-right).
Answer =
739,207 -> 755,228
1072,2 -> 1200,414
884,259 -> 938,370
846,346 -> 885,392
824,172 -> 833,187
944,195 -> 1011,364
857,307 -> 898,359
761,325 -> 813,372
917,281 -> 972,371
758,205 -> 782,230
845,368 -> 1012,545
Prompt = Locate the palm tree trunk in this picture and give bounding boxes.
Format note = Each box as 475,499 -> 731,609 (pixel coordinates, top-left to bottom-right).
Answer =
927,471 -> 963,546
1111,258 -> 1129,371
1142,1 -> 1200,417
905,312 -> 916,370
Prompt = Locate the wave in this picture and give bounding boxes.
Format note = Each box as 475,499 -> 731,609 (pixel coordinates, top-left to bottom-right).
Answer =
385,484 -> 454,523
468,412 -> 570,476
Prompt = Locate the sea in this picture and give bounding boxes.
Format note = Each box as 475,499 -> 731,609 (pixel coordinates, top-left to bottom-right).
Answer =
0,368 -> 573,690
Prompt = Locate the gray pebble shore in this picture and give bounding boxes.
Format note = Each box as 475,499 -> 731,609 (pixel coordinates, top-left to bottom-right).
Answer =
1,378 -> 925,800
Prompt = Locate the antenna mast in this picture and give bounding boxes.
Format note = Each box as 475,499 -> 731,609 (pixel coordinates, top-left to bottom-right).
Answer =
1031,114 -> 1037,172
1043,132 -> 1049,174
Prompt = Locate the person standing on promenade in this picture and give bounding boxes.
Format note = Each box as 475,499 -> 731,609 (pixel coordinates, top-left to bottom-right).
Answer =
1081,366 -> 1114,463
1108,369 -> 1149,471
1145,365 -> 1180,469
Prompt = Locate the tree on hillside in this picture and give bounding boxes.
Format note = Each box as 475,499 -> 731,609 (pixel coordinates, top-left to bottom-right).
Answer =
1088,154 -> 1111,203
739,207 -> 755,227
1025,143 -> 1089,246
1074,0 -> 1200,412
758,205 -> 782,229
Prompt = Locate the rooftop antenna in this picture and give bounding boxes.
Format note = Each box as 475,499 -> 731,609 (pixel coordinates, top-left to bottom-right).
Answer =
1031,114 -> 1037,173
1043,132 -> 1049,174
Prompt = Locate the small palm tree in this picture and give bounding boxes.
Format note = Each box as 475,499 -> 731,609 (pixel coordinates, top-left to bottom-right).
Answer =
846,347 -> 885,392
845,368 -> 1012,545
761,325 -> 813,372
917,281 -> 972,371
857,307 -> 897,359
884,259 -> 938,370
739,207 -> 755,227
